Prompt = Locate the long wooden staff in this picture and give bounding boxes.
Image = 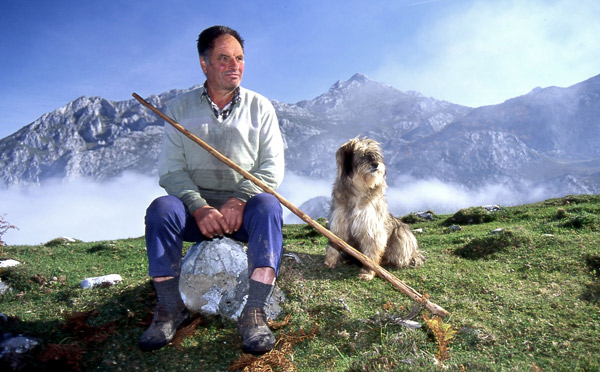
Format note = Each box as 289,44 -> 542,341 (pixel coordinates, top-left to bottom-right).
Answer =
132,92 -> 449,317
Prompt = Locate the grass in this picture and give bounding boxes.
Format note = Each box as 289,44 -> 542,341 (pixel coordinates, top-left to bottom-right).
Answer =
1,194 -> 599,371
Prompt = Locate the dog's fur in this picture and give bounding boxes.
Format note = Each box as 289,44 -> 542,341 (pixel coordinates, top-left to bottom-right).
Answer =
323,137 -> 424,280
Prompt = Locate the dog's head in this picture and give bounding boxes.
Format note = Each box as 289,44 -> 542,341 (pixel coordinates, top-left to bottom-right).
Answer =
336,137 -> 386,190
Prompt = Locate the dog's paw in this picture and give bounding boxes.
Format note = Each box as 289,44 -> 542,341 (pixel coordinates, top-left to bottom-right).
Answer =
323,257 -> 339,269
324,247 -> 341,269
358,269 -> 375,281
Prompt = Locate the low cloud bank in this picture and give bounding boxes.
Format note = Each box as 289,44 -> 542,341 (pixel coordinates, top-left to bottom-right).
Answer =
279,174 -> 552,222
386,176 -> 550,216
0,172 -> 553,245
277,172 -> 333,213
1,173 -> 164,245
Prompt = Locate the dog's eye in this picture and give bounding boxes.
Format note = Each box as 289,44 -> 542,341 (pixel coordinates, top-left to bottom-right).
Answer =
365,154 -> 377,163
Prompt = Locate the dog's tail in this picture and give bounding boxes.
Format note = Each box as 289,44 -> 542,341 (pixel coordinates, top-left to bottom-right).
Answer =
383,218 -> 424,268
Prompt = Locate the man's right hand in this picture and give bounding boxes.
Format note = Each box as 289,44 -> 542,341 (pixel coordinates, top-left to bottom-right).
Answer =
193,206 -> 231,238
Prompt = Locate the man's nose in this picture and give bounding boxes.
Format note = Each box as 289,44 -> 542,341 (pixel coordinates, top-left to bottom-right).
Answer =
229,59 -> 242,69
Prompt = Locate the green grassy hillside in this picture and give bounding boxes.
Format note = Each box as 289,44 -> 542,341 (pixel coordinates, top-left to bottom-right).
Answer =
1,195 -> 599,371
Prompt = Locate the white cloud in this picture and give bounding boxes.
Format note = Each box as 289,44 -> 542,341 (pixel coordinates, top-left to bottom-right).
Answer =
277,172 -> 333,220
0,171 -> 552,246
279,173 -> 551,222
375,0 -> 600,107
0,171 -> 334,245
386,176 -> 549,216
1,173 -> 164,246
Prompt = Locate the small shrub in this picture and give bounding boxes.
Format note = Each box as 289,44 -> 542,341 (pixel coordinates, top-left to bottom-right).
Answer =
44,238 -> 69,247
401,213 -> 420,224
544,194 -> 598,206
402,211 -> 436,224
453,227 -> 533,259
560,212 -> 600,230
445,207 -> 498,226
555,208 -> 568,219
586,254 -> 600,278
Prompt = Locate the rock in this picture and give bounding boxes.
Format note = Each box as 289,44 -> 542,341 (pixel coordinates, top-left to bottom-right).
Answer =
80,274 -> 123,289
445,225 -> 462,233
0,260 -> 21,274
489,228 -> 504,234
179,237 -> 285,321
415,211 -> 435,220
482,205 -> 502,212
0,333 -> 40,371
0,279 -> 10,295
283,252 -> 303,264
397,319 -> 422,329
413,228 -> 424,234
284,196 -> 330,224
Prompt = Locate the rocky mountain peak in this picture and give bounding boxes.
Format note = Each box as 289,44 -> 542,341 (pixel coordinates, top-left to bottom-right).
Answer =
330,73 -> 371,90
1,73 -> 599,202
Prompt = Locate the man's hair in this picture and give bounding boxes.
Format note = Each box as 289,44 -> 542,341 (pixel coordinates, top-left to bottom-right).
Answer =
197,25 -> 245,62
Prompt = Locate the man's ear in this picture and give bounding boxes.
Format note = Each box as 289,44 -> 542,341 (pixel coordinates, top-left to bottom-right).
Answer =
200,56 -> 208,74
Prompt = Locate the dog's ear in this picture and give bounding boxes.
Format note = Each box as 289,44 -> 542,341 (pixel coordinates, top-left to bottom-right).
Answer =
338,146 -> 354,178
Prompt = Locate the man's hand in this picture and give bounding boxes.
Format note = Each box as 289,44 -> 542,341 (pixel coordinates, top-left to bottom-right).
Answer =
192,198 -> 246,238
220,197 -> 246,233
193,206 -> 230,238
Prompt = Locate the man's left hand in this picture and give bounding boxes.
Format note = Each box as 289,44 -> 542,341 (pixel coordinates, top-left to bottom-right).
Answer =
220,197 -> 246,233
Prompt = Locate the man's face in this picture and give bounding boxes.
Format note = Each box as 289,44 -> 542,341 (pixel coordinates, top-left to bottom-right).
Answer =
201,34 -> 244,92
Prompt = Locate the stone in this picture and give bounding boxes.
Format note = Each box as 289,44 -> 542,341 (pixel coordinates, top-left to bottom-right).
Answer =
397,319 -> 422,329
284,196 -> 330,224
80,274 -> 123,289
179,237 -> 285,321
482,204 -> 502,212
416,211 -> 435,220
0,279 -> 9,295
445,225 -> 462,233
0,260 -> 21,274
0,333 -> 40,371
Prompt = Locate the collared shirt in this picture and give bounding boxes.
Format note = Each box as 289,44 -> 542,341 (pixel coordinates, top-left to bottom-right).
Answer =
201,82 -> 241,122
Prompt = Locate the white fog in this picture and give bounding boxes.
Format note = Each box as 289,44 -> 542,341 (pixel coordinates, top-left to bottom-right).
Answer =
0,172 -> 550,246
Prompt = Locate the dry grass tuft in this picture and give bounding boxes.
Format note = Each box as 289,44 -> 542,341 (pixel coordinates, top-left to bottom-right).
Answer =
228,319 -> 318,372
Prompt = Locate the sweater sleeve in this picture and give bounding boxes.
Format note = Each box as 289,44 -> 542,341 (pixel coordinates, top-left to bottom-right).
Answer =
232,100 -> 285,202
158,105 -> 208,214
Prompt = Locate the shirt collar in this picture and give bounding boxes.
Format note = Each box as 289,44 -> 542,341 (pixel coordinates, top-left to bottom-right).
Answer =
201,82 -> 241,121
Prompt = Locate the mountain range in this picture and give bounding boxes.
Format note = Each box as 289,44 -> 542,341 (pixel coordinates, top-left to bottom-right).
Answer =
1,73 -> 599,203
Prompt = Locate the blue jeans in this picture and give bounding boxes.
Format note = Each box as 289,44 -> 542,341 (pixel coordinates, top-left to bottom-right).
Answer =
145,193 -> 283,278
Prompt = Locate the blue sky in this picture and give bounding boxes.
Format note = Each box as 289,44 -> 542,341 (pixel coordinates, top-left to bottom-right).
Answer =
1,0 -> 599,140
2,0 -> 599,245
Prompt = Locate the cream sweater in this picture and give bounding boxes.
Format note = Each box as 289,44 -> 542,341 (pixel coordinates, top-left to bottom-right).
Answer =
158,86 -> 285,213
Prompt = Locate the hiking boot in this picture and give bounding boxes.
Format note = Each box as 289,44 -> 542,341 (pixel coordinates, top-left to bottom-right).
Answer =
139,303 -> 189,351
237,307 -> 275,355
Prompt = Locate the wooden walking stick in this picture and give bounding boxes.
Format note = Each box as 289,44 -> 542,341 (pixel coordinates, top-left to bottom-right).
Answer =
132,92 -> 450,317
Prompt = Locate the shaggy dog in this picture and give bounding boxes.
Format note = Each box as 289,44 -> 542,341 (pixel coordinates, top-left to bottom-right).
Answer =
323,137 -> 424,280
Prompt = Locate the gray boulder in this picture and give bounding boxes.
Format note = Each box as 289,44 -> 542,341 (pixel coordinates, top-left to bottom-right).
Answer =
179,237 -> 285,321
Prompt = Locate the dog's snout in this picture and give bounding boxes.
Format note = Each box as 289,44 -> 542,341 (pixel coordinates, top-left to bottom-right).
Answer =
365,154 -> 380,171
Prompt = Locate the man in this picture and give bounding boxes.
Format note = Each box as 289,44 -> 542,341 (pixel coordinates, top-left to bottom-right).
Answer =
139,25 -> 285,355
